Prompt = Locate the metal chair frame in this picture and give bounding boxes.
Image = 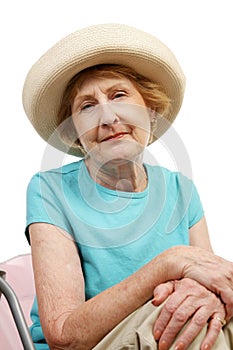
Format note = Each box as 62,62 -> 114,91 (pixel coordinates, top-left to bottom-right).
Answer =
0,270 -> 35,350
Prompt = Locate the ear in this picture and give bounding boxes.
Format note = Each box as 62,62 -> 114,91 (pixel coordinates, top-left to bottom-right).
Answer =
149,108 -> 156,122
149,109 -> 158,129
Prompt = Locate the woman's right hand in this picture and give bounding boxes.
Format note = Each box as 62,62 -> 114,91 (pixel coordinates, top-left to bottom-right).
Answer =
165,245 -> 233,320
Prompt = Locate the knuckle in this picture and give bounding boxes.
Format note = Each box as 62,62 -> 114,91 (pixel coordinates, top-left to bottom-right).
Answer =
211,292 -> 218,300
208,293 -> 218,304
166,281 -> 175,293
164,301 -> 177,314
174,309 -> 187,323
211,320 -> 222,332
180,278 -> 193,288
154,313 -> 168,329
179,278 -> 199,291
192,313 -> 206,327
197,288 -> 207,298
211,274 -> 223,289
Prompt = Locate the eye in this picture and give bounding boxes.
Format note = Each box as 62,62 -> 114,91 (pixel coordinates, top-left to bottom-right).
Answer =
112,90 -> 127,100
80,102 -> 95,112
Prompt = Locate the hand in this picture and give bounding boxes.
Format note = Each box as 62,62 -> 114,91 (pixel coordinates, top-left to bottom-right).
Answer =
165,245 -> 233,320
151,278 -> 226,350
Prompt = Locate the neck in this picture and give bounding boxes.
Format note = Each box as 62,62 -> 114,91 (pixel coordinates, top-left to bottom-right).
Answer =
85,157 -> 148,192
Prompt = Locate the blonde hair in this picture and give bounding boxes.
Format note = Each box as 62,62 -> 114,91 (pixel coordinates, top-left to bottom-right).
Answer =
58,64 -> 171,155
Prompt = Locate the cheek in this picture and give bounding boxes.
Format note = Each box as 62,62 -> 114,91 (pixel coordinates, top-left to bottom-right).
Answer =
134,128 -> 151,146
78,129 -> 97,150
71,118 -> 96,152
132,112 -> 151,134
72,116 -> 95,139
132,116 -> 151,145
121,103 -> 150,125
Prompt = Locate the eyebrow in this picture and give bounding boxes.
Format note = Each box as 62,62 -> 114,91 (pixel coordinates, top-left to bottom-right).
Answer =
72,82 -> 130,111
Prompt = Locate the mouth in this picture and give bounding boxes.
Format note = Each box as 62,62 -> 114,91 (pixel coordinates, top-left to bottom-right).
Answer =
101,132 -> 129,142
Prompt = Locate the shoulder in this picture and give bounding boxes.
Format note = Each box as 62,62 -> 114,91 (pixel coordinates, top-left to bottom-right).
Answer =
27,160 -> 84,195
146,164 -> 194,187
146,164 -> 198,206
29,160 -> 83,181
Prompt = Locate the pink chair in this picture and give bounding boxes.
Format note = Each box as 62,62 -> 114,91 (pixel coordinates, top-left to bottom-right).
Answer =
0,254 -> 35,349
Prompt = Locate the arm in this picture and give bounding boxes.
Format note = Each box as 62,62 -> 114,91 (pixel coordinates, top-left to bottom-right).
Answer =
30,222 -> 233,350
189,216 -> 214,252
151,217 -> 227,350
29,222 -> 171,350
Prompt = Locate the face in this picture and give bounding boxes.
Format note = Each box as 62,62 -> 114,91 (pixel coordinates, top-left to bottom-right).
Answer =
71,76 -> 153,165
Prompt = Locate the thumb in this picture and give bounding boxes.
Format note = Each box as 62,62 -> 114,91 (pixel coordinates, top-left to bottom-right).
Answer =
151,281 -> 174,306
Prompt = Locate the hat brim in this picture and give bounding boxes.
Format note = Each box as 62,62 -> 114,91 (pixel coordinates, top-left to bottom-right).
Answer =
22,23 -> 186,157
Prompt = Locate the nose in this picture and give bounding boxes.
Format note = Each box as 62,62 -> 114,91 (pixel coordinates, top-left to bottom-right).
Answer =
98,103 -> 119,126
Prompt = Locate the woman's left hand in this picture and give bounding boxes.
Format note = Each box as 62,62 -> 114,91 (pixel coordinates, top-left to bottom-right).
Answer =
152,278 -> 226,350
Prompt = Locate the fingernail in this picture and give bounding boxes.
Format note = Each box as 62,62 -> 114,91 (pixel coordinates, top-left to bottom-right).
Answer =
174,342 -> 185,350
151,294 -> 159,305
203,345 -> 210,350
159,340 -> 168,350
154,329 -> 161,340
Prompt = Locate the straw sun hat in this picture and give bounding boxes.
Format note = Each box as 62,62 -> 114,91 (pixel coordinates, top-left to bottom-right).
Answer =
22,23 -> 186,157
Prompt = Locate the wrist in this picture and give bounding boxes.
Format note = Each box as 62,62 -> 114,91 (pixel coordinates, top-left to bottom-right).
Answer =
157,245 -> 189,281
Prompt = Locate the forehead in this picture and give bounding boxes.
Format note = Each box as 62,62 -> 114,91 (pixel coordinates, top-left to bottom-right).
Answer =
76,76 -> 137,95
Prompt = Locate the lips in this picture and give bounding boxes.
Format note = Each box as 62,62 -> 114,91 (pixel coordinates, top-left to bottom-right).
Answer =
101,132 -> 128,142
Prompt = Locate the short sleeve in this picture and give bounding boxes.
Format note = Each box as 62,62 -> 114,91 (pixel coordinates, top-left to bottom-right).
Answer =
25,172 -> 73,243
188,181 -> 204,228
163,169 -> 204,233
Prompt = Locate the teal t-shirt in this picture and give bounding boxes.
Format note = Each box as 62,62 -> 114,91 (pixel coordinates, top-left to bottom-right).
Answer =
26,159 -> 204,348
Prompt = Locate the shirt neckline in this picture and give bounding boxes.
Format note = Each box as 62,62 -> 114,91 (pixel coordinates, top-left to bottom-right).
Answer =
80,159 -> 149,199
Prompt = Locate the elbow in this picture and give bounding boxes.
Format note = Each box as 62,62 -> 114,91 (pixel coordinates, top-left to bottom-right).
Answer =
46,333 -> 85,350
47,337 -> 86,350
44,324 -> 93,350
45,332 -> 72,350
42,309 -> 99,349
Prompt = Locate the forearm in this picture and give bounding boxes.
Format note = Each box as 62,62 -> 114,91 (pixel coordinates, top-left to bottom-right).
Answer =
41,244 -> 233,349
51,250 -> 172,349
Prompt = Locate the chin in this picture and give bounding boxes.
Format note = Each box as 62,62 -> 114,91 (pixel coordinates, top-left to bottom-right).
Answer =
94,148 -> 145,166
87,140 -> 145,164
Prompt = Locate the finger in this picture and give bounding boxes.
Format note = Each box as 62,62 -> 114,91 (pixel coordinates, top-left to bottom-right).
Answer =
219,287 -> 233,320
200,314 -> 226,350
153,290 -> 189,341
157,290 -> 222,349
152,281 -> 174,306
169,307 -> 210,350
158,300 -> 200,349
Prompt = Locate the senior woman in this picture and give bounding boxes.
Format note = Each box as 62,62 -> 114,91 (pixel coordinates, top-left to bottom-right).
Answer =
23,24 -> 233,350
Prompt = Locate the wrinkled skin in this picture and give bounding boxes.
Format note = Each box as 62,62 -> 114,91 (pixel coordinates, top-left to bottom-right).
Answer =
171,246 -> 233,320
152,278 -> 226,350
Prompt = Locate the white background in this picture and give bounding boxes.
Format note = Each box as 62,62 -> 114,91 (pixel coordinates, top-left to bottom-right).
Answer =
1,0 -> 232,262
